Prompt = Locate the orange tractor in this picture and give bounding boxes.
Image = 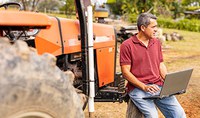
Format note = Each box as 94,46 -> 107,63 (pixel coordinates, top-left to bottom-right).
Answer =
0,0 -> 126,115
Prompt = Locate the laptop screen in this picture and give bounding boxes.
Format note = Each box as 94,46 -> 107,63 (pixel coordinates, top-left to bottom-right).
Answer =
159,68 -> 193,97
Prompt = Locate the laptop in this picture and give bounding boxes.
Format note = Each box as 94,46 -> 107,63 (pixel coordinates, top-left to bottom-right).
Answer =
143,68 -> 193,100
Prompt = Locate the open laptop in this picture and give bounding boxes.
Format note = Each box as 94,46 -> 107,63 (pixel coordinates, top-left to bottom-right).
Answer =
143,68 -> 193,100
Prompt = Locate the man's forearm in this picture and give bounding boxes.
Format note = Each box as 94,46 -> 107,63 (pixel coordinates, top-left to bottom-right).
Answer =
121,65 -> 161,93
121,66 -> 146,90
160,62 -> 167,79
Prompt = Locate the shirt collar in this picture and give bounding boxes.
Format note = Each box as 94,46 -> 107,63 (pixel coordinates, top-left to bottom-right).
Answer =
131,34 -> 156,47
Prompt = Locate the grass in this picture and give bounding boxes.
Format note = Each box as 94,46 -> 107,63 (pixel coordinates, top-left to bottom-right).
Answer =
46,13 -> 67,18
162,28 -> 200,78
163,28 -> 200,54
161,29 -> 200,118
45,13 -> 77,19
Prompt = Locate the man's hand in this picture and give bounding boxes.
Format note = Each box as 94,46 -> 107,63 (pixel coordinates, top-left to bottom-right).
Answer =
144,84 -> 160,94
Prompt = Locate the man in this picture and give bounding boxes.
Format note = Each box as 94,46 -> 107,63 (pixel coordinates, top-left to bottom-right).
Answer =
120,13 -> 186,118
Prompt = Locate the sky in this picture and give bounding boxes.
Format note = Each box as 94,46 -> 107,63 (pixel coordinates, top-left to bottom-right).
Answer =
0,0 -> 8,3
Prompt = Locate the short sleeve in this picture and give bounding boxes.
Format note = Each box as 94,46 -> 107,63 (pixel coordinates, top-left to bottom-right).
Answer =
120,43 -> 132,66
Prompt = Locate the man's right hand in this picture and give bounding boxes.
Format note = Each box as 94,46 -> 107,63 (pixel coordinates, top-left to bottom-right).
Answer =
144,84 -> 160,94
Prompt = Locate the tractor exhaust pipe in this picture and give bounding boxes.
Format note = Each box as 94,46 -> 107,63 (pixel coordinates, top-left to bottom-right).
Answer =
75,0 -> 95,116
75,0 -> 89,96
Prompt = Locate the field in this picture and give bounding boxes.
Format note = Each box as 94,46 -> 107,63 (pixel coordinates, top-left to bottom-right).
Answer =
85,28 -> 200,118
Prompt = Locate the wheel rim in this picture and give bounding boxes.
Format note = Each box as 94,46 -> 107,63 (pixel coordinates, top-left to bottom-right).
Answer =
11,112 -> 54,118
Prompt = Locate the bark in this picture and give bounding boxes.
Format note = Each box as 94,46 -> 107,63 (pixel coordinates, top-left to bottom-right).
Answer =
126,99 -> 144,118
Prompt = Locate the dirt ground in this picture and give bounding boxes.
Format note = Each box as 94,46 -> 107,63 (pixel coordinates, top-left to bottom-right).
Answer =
84,21 -> 200,118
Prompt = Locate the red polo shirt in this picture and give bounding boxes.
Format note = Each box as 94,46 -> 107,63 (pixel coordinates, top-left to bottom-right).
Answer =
120,34 -> 163,93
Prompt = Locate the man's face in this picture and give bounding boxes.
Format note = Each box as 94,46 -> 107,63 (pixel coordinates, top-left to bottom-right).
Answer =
143,19 -> 158,39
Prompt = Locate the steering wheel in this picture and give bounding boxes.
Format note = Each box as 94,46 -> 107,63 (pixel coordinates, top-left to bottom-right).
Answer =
4,29 -> 40,41
0,2 -> 39,41
0,2 -> 22,10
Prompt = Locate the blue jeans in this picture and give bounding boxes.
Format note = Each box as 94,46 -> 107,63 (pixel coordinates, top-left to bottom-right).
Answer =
128,86 -> 186,118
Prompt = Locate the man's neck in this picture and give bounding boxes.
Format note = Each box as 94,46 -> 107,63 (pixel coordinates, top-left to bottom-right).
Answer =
136,32 -> 149,47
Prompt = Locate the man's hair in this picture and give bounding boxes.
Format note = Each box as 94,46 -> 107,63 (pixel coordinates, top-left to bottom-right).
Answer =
137,12 -> 157,31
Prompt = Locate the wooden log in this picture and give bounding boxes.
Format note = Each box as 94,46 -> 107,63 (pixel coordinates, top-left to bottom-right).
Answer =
126,99 -> 144,118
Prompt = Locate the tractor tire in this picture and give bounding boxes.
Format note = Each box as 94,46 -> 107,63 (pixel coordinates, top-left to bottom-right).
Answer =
0,38 -> 84,118
126,99 -> 144,118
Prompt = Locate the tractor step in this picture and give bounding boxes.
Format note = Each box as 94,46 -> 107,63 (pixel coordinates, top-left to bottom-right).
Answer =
94,72 -> 126,103
94,86 -> 124,102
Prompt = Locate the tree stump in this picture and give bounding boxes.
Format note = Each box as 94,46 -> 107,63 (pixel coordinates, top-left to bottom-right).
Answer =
126,99 -> 144,118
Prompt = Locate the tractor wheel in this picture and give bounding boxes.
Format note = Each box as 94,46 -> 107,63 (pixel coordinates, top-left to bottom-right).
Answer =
0,38 -> 84,118
126,99 -> 144,118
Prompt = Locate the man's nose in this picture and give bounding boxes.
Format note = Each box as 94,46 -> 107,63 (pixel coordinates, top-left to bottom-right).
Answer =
154,27 -> 158,32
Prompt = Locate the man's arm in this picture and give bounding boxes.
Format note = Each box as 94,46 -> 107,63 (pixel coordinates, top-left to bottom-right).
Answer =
121,65 -> 159,93
160,62 -> 167,80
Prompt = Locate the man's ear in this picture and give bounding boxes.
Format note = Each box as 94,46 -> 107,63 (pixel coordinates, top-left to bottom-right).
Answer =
141,25 -> 146,32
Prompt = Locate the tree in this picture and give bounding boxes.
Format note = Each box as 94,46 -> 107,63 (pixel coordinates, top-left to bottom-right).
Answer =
108,0 -> 124,15
109,0 -> 176,17
37,0 -> 60,12
181,0 -> 199,6
60,0 -> 75,18
121,0 -> 139,14
10,0 -> 40,11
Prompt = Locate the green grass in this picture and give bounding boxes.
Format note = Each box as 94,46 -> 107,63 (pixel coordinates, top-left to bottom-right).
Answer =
43,13 -> 77,19
163,29 -> 200,56
162,28 -> 200,76
46,13 -> 67,18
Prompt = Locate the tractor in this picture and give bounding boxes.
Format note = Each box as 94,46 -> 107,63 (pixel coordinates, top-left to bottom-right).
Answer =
0,1 -> 130,117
